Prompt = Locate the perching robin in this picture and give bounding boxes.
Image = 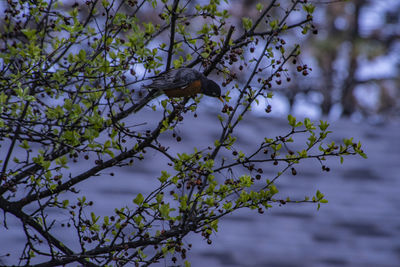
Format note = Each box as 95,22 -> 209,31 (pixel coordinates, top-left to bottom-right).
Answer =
134,68 -> 223,112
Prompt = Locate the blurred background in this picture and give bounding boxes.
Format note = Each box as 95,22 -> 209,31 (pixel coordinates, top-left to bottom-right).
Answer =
238,0 -> 400,121
1,0 -> 400,266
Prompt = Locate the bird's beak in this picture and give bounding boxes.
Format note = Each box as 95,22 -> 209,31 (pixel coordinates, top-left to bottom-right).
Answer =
218,96 -> 224,103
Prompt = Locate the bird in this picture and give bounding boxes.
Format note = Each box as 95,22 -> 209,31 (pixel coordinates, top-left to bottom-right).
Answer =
134,68 -> 223,112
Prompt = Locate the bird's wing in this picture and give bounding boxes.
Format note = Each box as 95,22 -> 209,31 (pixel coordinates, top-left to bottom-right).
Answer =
146,68 -> 202,91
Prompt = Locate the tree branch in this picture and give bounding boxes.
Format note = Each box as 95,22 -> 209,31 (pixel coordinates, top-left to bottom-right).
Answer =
0,198 -> 97,267
1,101 -> 30,178
18,101 -> 187,206
166,0 -> 180,71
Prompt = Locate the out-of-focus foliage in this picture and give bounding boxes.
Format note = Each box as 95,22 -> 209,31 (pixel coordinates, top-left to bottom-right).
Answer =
275,0 -> 400,119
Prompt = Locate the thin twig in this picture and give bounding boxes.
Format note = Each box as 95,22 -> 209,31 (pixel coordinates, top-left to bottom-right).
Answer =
166,0 -> 180,71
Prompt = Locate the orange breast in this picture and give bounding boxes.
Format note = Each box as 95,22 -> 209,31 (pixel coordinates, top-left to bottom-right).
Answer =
164,80 -> 202,98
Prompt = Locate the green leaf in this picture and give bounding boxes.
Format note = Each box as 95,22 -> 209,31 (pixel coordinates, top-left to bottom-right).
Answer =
173,58 -> 182,68
21,29 -> 37,40
343,138 -> 353,146
316,190 -> 324,200
304,118 -> 316,130
198,24 -> 210,35
158,171 -> 170,183
19,140 -> 30,150
104,140 -> 111,149
161,119 -> 170,132
91,212 -> 99,224
298,149 -> 307,158
156,193 -> 163,203
214,139 -> 221,147
159,203 -> 170,218
319,120 -> 329,131
239,175 -> 253,187
102,0 -> 110,7
62,199 -> 69,208
104,149 -> 115,158
42,160 -> 51,170
242,17 -> 253,31
359,151 -> 367,159
133,193 -> 144,205
295,121 -> 303,127
200,52 -> 209,59
223,202 -> 232,210
210,219 -> 219,232
144,22 -> 155,34
269,19 -> 279,30
55,156 -> 68,167
287,114 -> 296,127
161,99 -> 168,109
78,49 -> 86,60
180,197 -> 188,211
302,4 -> 315,14
269,185 -> 278,195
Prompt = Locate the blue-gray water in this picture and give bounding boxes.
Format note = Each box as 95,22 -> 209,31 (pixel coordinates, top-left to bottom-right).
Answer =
1,106 -> 399,266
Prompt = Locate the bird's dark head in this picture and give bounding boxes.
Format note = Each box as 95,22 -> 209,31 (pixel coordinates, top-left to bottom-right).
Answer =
201,78 -> 224,102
